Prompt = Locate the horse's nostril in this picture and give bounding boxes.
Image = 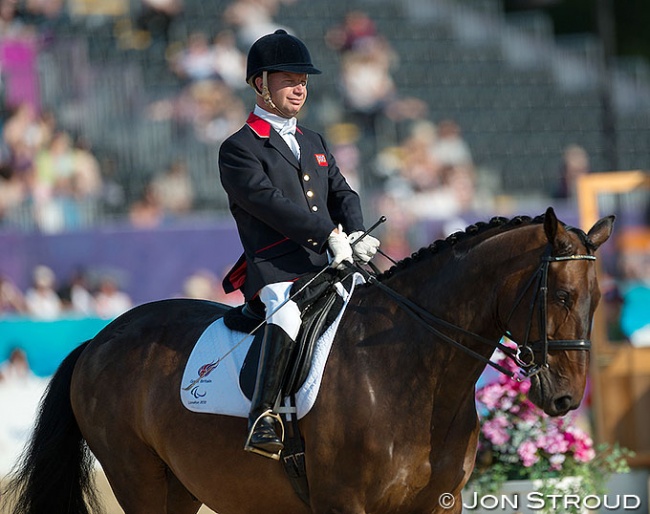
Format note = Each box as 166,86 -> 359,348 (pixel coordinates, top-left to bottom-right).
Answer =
554,395 -> 573,413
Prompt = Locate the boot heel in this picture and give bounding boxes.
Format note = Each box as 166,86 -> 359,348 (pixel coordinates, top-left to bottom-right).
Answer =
244,409 -> 285,460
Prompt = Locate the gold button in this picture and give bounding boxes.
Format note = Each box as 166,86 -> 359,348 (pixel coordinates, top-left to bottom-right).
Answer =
311,205 -> 318,212
303,174 -> 310,181
306,190 -> 314,198
312,241 -> 318,246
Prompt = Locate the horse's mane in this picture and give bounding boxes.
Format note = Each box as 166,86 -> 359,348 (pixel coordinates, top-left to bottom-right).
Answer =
377,213 -> 592,281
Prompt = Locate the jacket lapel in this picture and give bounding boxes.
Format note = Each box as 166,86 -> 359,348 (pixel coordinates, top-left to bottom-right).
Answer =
269,130 -> 300,169
295,128 -> 310,170
246,112 -> 300,169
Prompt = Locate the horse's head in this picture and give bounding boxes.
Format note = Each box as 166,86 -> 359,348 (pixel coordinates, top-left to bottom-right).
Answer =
503,207 -> 614,416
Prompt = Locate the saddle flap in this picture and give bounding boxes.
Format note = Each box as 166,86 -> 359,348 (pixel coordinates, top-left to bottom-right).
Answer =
237,286 -> 344,399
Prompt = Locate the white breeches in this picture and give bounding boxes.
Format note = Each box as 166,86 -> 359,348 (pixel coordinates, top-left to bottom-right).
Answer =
259,282 -> 301,340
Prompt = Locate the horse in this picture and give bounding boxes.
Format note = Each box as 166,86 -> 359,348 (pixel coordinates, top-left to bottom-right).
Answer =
4,207 -> 614,514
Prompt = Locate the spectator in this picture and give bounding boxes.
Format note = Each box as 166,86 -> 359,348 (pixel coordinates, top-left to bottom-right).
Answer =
94,276 -> 132,319
24,265 -> 62,319
325,10 -> 379,55
2,103 -> 46,157
433,119 -> 473,169
375,119 -> 478,223
0,274 -> 26,314
338,31 -> 398,137
135,0 -> 183,46
72,135 -> 102,200
617,229 -> 650,346
147,79 -> 246,144
32,130 -> 77,232
0,156 -> 27,222
0,347 -> 31,382
129,183 -> 165,228
211,29 -> 247,89
399,120 -> 443,192
326,122 -> 362,192
58,268 -> 95,316
150,159 -> 194,215
181,268 -> 245,306
222,0 -> 293,48
0,0 -> 26,38
190,80 -> 246,143
554,144 -> 590,200
169,31 -> 219,83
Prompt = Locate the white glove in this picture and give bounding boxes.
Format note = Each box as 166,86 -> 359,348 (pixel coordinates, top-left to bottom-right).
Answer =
327,225 -> 354,270
348,231 -> 380,264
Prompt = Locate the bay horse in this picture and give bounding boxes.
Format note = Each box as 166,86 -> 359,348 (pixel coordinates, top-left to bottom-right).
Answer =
5,207 -> 614,514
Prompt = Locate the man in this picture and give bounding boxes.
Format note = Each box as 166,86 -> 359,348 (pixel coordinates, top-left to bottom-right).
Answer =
219,29 -> 379,458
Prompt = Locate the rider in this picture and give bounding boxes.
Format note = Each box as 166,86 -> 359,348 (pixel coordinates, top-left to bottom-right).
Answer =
219,29 -> 380,458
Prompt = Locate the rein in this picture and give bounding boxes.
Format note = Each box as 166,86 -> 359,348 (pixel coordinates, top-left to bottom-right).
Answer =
352,248 -> 597,381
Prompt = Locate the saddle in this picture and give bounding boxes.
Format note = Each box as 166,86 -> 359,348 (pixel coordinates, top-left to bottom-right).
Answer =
223,268 -> 347,399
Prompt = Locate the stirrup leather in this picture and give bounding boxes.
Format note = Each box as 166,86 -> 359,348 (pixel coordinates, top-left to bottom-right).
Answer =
244,409 -> 285,460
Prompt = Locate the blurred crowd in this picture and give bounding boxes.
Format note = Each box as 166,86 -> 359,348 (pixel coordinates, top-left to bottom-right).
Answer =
0,264 -> 133,319
0,0 -> 500,239
0,263 -> 244,320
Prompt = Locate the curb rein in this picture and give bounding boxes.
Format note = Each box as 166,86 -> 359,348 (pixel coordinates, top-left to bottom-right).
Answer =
352,247 -> 597,381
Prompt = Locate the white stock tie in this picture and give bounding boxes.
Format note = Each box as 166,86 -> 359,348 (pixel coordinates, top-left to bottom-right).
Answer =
279,120 -> 300,160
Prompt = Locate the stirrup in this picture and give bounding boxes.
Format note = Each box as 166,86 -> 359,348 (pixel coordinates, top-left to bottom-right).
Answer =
244,409 -> 285,460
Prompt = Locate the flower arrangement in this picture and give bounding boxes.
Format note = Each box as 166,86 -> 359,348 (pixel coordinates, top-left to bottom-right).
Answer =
470,349 -> 633,503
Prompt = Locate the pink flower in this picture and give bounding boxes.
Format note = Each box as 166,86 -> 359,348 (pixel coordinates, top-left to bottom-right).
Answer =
537,426 -> 570,455
476,383 -> 505,410
518,440 -> 540,467
482,415 -> 510,446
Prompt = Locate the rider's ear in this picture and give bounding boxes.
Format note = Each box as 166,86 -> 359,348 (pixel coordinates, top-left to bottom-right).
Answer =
544,207 -> 572,254
587,215 -> 616,251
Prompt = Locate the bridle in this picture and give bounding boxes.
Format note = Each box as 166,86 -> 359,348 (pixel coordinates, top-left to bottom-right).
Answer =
353,245 -> 597,381
503,247 -> 597,378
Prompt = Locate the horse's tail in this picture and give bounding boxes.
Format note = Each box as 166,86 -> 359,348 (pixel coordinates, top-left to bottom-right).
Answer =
3,341 -> 103,514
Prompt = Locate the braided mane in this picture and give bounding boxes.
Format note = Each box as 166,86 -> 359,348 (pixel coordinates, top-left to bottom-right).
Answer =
376,213 -> 590,282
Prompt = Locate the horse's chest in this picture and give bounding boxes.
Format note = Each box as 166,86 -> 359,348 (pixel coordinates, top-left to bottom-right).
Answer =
362,448 -> 434,510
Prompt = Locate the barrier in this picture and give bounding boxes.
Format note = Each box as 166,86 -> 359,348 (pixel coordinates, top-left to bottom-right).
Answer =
0,316 -> 111,377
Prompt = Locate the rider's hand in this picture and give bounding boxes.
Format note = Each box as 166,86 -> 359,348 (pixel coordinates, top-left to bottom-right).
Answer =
348,231 -> 380,264
327,226 -> 354,270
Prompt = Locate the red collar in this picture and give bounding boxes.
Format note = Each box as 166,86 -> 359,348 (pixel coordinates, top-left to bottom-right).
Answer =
246,112 -> 303,138
246,112 -> 271,138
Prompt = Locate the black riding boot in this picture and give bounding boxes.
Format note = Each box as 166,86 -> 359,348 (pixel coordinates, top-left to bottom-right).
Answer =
245,323 -> 295,458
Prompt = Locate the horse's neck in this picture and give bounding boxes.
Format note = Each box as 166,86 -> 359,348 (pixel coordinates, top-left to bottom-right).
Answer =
379,244 -> 516,384
386,257 -> 503,348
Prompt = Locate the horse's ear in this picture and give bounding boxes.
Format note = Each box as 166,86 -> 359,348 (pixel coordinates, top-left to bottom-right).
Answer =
544,206 -> 572,252
587,215 -> 616,251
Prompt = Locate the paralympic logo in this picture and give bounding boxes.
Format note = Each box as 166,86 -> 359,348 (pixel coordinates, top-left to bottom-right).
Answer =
182,360 -> 220,392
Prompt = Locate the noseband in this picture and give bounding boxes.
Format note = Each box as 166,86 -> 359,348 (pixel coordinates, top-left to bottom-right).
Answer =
504,248 -> 597,378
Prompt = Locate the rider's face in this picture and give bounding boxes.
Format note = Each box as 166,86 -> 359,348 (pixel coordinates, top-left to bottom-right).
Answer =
257,72 -> 308,118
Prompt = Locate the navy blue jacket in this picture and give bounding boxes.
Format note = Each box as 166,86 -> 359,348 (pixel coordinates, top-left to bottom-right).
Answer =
219,112 -> 365,301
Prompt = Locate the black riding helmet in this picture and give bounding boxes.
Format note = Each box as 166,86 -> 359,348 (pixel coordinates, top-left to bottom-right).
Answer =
246,29 -> 322,85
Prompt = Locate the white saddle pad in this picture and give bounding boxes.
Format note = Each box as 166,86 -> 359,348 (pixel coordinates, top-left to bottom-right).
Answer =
180,274 -> 364,419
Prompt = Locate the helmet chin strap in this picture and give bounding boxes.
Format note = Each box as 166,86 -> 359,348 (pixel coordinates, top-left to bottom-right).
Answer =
253,71 -> 295,119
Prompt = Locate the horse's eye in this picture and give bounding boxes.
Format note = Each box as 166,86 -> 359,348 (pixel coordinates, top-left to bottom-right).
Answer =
556,290 -> 570,305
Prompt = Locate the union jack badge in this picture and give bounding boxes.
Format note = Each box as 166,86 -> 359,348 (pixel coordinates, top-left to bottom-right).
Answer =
314,153 -> 328,166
